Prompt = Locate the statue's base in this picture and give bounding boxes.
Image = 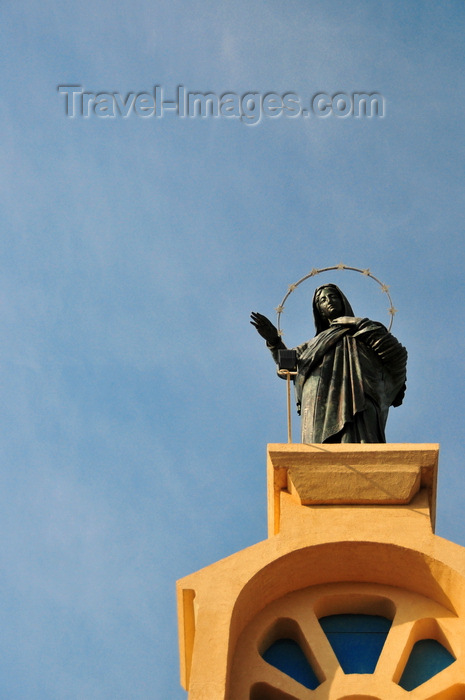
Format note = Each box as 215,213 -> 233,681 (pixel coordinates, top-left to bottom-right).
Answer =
267,443 -> 438,536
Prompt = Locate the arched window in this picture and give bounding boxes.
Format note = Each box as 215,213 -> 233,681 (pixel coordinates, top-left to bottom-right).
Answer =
228,582 -> 463,699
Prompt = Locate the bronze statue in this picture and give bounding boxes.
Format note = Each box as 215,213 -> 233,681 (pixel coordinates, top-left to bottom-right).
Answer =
251,284 -> 407,443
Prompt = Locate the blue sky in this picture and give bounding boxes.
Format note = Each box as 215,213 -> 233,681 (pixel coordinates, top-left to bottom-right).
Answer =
1,1 -> 465,698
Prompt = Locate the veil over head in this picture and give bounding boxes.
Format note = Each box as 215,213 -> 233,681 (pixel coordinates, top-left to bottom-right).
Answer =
312,284 -> 355,335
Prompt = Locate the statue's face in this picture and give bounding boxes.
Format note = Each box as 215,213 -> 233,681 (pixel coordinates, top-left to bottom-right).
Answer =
316,287 -> 344,321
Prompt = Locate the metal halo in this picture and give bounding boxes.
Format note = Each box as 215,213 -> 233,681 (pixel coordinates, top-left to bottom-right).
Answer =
275,264 -> 397,336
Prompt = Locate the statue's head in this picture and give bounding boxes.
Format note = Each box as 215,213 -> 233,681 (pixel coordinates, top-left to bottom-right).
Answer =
313,284 -> 355,334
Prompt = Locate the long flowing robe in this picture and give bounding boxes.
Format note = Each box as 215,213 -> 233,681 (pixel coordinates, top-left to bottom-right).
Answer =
268,288 -> 407,444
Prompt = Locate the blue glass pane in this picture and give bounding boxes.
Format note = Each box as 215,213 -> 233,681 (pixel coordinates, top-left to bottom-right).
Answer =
262,639 -> 320,690
319,614 -> 392,674
398,639 -> 455,691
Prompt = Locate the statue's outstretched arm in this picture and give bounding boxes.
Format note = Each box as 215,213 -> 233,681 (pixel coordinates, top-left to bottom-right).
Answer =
250,311 -> 288,373
250,312 -> 281,346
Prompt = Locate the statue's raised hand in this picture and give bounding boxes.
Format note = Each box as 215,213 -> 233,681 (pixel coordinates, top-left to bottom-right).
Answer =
250,312 -> 280,345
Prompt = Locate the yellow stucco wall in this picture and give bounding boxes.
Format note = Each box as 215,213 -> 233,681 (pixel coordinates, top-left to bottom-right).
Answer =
177,444 -> 465,699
